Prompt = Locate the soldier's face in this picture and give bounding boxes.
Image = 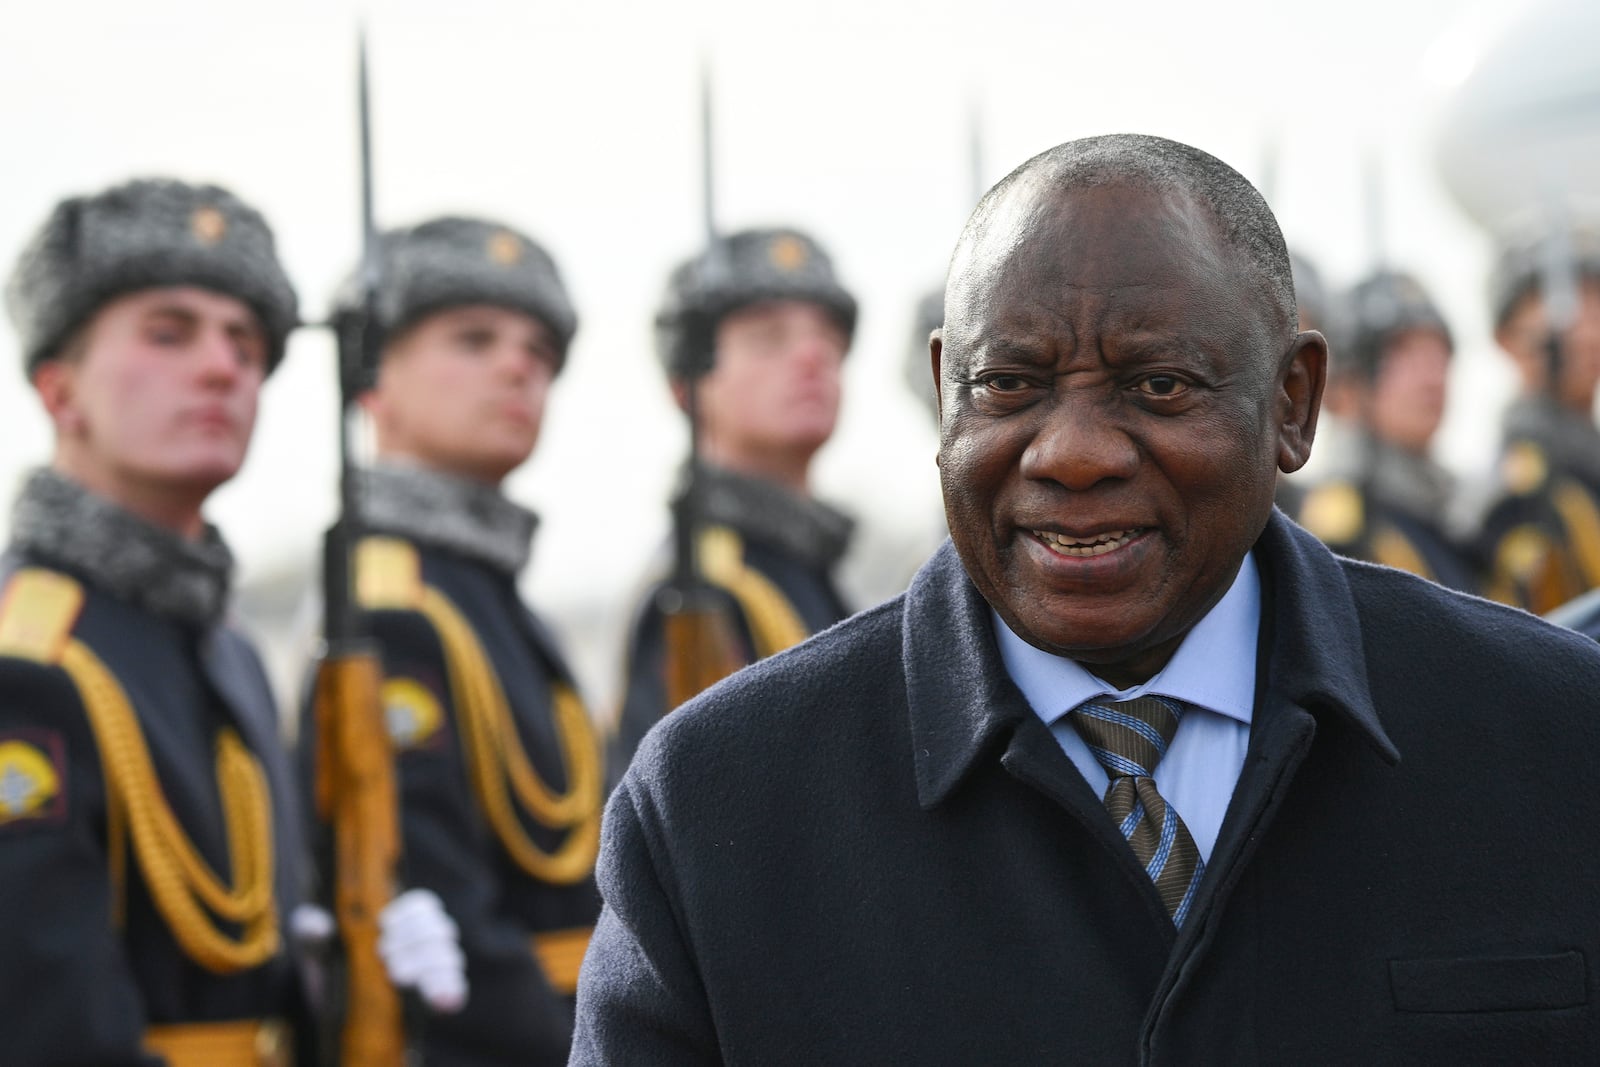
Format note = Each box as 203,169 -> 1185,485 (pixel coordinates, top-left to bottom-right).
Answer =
697,300 -> 846,474
936,181 -> 1322,688
366,304 -> 558,485
1369,328 -> 1450,454
36,286 -> 267,507
1498,280 -> 1600,410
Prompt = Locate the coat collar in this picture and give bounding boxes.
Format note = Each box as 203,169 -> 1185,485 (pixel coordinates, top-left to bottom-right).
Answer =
905,510 -> 1399,811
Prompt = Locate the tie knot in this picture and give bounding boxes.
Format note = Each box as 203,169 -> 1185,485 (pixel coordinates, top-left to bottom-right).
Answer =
1071,695 -> 1184,780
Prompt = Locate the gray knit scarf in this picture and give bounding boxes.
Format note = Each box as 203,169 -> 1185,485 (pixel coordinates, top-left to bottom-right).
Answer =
357,462 -> 538,577
9,468 -> 234,626
1366,438 -> 1456,525
686,465 -> 855,571
1503,395 -> 1600,491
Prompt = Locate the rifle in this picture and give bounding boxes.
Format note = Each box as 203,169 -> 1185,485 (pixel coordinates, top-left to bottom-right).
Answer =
1536,198 -> 1579,406
310,29 -> 407,1067
658,60 -> 741,709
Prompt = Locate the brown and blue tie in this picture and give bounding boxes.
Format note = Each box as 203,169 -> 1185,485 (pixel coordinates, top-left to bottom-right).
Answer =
1071,694 -> 1205,926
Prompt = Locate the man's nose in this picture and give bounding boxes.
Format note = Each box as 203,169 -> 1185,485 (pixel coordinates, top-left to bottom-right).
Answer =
494,340 -> 536,382
195,330 -> 242,383
789,332 -> 837,374
1019,394 -> 1140,490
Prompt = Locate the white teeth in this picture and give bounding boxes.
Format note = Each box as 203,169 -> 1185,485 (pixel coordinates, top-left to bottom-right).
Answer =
1035,529 -> 1136,556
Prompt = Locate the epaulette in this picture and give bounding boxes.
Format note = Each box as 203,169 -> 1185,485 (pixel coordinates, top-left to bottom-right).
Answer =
355,536 -> 423,611
0,568 -> 85,665
1500,440 -> 1549,497
1297,481 -> 1365,546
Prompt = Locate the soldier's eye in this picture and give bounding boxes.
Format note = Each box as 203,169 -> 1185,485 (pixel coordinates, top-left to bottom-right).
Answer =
980,374 -> 1029,393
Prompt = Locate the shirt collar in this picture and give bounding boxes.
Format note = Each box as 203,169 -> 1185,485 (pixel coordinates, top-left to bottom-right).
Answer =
992,553 -> 1261,727
905,515 -> 1398,813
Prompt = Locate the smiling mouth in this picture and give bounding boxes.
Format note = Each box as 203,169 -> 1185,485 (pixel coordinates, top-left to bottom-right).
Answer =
1031,528 -> 1144,557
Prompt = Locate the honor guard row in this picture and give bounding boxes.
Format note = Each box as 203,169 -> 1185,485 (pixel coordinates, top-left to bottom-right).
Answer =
0,175 -> 860,1065
1281,230 -> 1600,615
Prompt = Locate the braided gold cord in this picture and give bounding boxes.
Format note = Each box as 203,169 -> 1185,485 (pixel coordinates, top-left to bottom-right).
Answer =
60,640 -> 279,973
697,527 -> 809,660
1370,525 -> 1433,581
415,587 -> 601,886
1553,482 -> 1600,589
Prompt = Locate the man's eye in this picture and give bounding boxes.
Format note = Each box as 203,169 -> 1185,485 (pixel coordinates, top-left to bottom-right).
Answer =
457,329 -> 495,351
979,374 -> 1030,393
1137,374 -> 1187,397
145,323 -> 187,346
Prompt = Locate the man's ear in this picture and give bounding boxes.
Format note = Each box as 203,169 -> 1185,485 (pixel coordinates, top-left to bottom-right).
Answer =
668,378 -> 690,414
930,329 -> 945,465
1276,329 -> 1327,474
31,360 -> 85,435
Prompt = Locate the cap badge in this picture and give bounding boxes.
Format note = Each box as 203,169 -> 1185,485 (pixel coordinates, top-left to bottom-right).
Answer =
189,206 -> 228,245
769,235 -> 809,272
487,230 -> 524,266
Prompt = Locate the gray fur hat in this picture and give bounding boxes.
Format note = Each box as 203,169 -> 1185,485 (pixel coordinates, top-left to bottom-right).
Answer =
6,177 -> 299,377
1338,269 -> 1452,381
1487,225 -> 1600,330
656,226 -> 857,378
339,216 -> 577,374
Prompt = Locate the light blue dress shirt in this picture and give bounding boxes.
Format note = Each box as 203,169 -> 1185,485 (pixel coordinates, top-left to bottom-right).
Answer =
992,553 -> 1260,862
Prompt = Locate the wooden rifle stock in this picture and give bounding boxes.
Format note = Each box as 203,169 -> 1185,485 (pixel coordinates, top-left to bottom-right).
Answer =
312,647 -> 405,1067
662,593 -> 741,711
658,66 -> 742,714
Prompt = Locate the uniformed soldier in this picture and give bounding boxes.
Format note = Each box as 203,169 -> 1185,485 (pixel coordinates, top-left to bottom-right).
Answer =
301,216 -> 603,1066
1477,226 -> 1600,612
0,178 -> 312,1065
1290,269 -> 1478,590
609,226 -> 858,774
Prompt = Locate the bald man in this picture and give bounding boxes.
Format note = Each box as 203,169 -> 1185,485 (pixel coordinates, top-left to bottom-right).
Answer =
572,135 -> 1600,1064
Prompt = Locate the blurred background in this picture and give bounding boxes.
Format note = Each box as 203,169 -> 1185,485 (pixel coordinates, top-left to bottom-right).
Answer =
3,0 -> 1595,717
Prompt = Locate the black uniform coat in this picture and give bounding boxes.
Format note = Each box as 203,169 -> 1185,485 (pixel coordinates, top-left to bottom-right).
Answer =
311,538 -> 600,1067
0,550 -> 310,1067
573,512 -> 1600,1065
609,523 -> 850,786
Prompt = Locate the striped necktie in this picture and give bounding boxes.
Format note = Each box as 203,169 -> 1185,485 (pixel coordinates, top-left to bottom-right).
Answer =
1071,694 -> 1205,927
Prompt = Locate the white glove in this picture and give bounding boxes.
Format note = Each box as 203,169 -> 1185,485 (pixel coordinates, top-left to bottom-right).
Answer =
378,888 -> 469,1014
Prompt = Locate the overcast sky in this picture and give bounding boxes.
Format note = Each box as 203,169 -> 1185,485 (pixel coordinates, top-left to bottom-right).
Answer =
1,0 -> 1575,703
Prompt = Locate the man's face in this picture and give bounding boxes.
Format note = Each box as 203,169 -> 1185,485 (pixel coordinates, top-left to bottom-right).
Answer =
366,304 -> 559,485
1369,328 -> 1450,454
40,286 -> 268,501
1497,279 -> 1600,412
697,299 -> 846,470
936,181 -> 1320,687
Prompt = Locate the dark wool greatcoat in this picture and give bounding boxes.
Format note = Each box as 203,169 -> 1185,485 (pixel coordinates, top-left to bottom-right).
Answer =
573,512 -> 1600,1065
0,549 -> 312,1067
302,536 -> 601,1067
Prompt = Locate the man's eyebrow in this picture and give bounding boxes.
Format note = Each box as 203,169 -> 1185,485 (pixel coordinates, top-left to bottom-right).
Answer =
141,305 -> 199,323
967,337 -> 1054,365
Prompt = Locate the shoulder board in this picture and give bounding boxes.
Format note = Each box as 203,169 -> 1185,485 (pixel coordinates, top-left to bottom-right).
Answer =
0,568 -> 85,665
696,525 -> 745,586
1298,481 -> 1365,546
1500,440 -> 1549,497
355,537 -> 423,611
